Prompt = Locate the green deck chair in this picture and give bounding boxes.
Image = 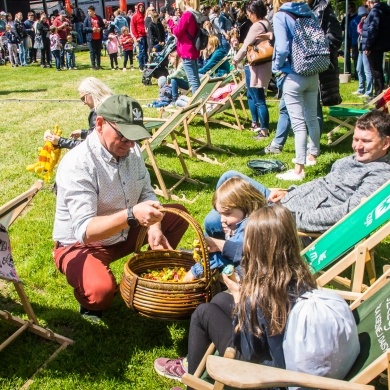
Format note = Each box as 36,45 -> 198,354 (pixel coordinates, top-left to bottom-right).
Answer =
0,181 -> 74,383
148,74 -> 232,165
141,102 -> 207,202
302,179 -> 390,292
182,267 -> 390,390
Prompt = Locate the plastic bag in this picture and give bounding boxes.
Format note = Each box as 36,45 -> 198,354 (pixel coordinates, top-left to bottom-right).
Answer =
283,289 -> 360,390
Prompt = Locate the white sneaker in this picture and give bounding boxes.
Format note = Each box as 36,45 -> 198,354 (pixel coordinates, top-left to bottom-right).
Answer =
276,169 -> 305,181
123,68 -> 127,71
352,91 -> 362,95
292,157 -> 317,166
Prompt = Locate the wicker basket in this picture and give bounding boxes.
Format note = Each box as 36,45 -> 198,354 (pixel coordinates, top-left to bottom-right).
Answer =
120,207 -> 220,320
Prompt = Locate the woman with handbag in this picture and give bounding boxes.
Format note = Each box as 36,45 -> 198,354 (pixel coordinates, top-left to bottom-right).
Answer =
232,0 -> 272,137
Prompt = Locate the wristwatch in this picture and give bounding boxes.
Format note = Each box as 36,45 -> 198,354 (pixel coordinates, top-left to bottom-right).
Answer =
127,207 -> 139,227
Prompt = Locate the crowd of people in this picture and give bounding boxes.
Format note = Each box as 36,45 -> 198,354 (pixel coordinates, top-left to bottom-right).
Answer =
4,0 -> 390,388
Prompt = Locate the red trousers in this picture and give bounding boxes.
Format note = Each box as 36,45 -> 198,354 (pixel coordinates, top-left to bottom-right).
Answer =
53,204 -> 189,311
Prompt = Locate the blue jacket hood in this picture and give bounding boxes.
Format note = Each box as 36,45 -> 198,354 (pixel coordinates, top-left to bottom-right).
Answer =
280,2 -> 313,17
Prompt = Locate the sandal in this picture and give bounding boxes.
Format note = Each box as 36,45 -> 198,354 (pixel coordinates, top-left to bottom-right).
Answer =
253,130 -> 269,140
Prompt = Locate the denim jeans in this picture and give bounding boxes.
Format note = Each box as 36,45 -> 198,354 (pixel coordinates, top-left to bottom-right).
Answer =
204,170 -> 271,239
221,36 -> 230,54
271,96 -> 291,149
137,36 -> 148,70
182,58 -> 201,94
51,49 -> 61,69
88,39 -> 102,68
171,77 -> 190,101
59,39 -> 66,67
74,22 -> 84,44
66,52 -> 75,68
18,37 -> 28,65
244,65 -> 269,130
283,73 -> 320,165
357,51 -> 373,96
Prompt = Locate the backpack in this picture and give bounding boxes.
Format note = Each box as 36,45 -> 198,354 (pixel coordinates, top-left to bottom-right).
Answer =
187,11 -> 209,51
247,159 -> 287,175
280,10 -> 330,76
283,289 -> 360,387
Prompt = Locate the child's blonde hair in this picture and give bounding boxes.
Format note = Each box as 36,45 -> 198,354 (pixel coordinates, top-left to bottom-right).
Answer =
168,50 -> 182,69
67,35 -> 73,40
212,176 -> 267,217
121,26 -> 129,33
5,24 -> 11,30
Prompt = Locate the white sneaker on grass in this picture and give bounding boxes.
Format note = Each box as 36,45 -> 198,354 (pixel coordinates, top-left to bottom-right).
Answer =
276,169 -> 305,181
292,157 -> 317,166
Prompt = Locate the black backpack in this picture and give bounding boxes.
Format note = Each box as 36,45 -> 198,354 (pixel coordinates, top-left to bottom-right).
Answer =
187,11 -> 209,51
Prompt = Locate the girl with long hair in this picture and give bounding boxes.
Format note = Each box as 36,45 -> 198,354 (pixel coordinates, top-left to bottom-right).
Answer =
154,205 -> 316,387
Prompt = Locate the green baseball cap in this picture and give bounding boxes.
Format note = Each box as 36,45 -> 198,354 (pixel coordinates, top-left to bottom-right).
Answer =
97,95 -> 151,141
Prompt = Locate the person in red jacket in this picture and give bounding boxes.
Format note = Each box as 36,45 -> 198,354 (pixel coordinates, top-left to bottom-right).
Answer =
130,2 -> 148,71
166,0 -> 201,94
53,10 -> 72,68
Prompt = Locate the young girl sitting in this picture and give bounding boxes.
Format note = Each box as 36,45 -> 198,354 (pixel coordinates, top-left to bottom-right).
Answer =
228,28 -> 240,56
154,205 -> 317,381
183,176 -> 266,282
119,26 -> 134,71
107,25 -> 119,70
198,35 -> 230,78
167,50 -> 189,103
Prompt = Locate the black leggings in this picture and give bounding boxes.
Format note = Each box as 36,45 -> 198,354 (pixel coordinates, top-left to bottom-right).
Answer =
123,49 -> 133,68
109,53 -> 118,68
187,292 -> 241,378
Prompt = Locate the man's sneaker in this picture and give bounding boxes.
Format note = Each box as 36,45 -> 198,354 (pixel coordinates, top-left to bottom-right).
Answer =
154,357 -> 188,381
276,169 -> 305,181
352,90 -> 363,95
258,144 -> 282,155
292,157 -> 317,166
79,305 -> 103,322
123,67 -> 127,71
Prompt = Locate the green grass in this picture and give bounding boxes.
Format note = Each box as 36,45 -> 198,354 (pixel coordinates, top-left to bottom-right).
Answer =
0,52 -> 387,389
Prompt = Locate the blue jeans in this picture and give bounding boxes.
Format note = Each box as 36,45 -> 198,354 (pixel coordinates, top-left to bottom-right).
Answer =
137,36 -> 148,70
66,52 -> 75,68
270,96 -> 291,149
171,77 -> 190,101
182,58 -> 200,94
357,51 -> 373,96
18,37 -> 28,65
204,170 -> 270,239
74,22 -> 84,44
51,49 -> 61,69
283,73 -> 320,164
88,40 -> 102,68
244,65 -> 269,130
221,36 -> 230,54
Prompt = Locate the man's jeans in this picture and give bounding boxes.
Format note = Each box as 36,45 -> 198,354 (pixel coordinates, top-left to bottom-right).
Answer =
283,73 -> 320,165
60,39 -> 66,67
137,36 -> 148,70
244,65 -> 269,130
171,77 -> 189,101
270,96 -> 291,149
88,39 -> 102,68
182,58 -> 201,94
74,22 -> 84,44
204,170 -> 270,239
356,51 -> 373,96
18,37 -> 28,65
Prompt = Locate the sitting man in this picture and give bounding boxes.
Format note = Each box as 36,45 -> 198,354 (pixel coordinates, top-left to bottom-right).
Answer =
206,110 -> 390,238
53,95 -> 189,320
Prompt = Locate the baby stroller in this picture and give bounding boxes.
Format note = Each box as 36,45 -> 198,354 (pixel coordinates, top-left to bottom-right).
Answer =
0,34 -> 8,65
142,36 -> 177,86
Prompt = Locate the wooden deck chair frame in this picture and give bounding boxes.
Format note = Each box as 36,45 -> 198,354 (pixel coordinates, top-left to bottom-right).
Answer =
141,102 -> 207,202
182,267 -> 390,390
202,78 -> 248,132
157,74 -> 233,165
302,179 -> 390,293
327,87 -> 390,146
0,180 -> 74,386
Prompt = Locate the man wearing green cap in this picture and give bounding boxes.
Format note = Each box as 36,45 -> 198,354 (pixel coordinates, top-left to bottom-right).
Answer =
52,95 -> 189,320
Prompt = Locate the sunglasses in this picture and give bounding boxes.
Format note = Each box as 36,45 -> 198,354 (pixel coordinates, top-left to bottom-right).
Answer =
80,93 -> 89,103
106,121 -> 132,142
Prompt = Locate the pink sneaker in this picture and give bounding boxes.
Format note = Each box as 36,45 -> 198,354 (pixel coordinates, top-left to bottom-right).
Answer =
153,357 -> 188,381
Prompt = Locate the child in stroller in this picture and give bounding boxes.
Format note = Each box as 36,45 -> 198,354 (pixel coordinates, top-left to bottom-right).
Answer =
142,36 -> 176,85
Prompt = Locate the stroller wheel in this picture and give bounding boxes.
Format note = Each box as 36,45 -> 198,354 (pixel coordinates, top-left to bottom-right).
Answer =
142,77 -> 152,86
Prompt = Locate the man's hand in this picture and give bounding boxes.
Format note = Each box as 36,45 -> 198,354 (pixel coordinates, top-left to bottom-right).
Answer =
133,200 -> 164,226
205,236 -> 225,253
70,129 -> 82,139
147,225 -> 172,249
365,50 -> 371,56
222,274 -> 240,303
268,188 -> 288,203
44,130 -> 60,145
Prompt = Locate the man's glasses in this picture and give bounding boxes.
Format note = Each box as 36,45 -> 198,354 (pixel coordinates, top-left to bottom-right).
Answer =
106,121 -> 131,142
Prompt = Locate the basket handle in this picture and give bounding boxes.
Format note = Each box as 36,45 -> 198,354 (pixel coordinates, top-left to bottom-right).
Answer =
134,207 -> 211,284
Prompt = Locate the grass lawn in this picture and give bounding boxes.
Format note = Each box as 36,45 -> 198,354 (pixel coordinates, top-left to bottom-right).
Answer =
0,51 -> 388,389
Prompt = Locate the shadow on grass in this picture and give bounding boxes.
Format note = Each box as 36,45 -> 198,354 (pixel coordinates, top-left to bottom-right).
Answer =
0,88 -> 47,95
0,294 -> 189,386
